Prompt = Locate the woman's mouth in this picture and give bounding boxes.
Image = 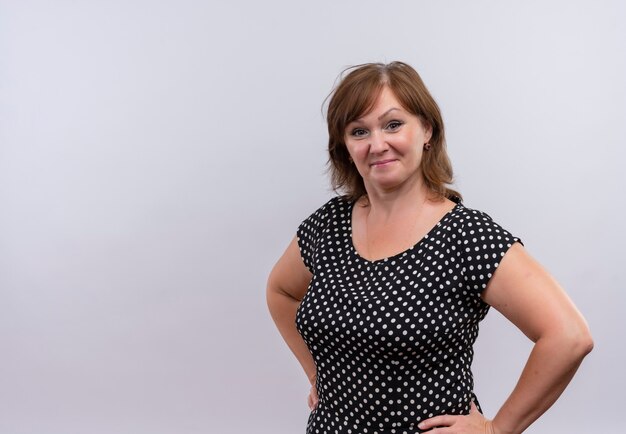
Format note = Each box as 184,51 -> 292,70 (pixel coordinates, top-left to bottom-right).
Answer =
370,159 -> 397,167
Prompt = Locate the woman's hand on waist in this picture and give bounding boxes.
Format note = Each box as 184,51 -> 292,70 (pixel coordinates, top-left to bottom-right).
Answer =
417,401 -> 497,433
307,373 -> 318,411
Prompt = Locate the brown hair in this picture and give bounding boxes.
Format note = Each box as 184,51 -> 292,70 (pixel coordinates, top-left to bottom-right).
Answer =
326,61 -> 462,203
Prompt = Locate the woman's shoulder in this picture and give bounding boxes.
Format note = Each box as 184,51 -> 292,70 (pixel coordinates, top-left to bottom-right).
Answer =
302,195 -> 351,219
447,200 -> 523,247
297,195 -> 351,232
447,198 -> 499,224
296,196 -> 350,272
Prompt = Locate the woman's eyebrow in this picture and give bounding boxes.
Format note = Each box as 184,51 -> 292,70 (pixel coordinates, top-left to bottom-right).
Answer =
352,107 -> 402,125
377,107 -> 401,120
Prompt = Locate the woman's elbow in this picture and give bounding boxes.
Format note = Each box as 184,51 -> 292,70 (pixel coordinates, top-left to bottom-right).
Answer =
543,318 -> 594,360
568,321 -> 594,359
576,327 -> 594,358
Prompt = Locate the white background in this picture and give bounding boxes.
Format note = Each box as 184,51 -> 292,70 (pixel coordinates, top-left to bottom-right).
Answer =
1,1 -> 624,433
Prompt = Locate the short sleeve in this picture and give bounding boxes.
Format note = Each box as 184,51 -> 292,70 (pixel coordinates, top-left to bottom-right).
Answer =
296,199 -> 333,274
461,209 -> 524,293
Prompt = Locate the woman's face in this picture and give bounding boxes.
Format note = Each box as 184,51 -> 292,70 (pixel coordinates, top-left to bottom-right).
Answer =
344,86 -> 432,194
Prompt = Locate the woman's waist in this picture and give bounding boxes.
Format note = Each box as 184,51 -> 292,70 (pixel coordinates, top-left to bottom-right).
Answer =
309,398 -> 475,434
315,374 -> 475,429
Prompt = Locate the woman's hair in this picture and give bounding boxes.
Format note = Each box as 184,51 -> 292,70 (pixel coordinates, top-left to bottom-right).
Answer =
326,61 -> 462,203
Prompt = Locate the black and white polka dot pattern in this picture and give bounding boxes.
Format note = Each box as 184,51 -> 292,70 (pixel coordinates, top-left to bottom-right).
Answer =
295,196 -> 522,434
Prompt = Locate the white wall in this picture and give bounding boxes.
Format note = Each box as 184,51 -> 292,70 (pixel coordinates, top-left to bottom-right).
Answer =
1,1 -> 624,433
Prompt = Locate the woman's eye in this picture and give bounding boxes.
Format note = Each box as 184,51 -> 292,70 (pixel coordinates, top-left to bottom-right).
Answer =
350,128 -> 368,137
385,120 -> 403,131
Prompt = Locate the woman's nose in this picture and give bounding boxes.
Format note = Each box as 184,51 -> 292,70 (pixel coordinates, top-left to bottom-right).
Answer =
369,131 -> 389,154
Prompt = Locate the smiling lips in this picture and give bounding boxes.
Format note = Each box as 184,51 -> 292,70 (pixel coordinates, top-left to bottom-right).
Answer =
370,159 -> 397,167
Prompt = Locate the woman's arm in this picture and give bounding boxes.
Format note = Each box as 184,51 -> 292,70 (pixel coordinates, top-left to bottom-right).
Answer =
479,242 -> 594,433
266,235 -> 317,385
418,242 -> 593,433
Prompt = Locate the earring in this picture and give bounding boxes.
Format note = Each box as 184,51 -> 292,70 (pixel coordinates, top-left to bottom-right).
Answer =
423,143 -> 431,150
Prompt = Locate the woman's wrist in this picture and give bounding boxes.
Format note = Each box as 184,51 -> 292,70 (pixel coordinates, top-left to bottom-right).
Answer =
308,372 -> 317,385
488,419 -> 514,434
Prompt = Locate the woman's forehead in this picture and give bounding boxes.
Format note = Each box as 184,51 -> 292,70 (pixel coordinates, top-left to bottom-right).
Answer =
350,87 -> 409,123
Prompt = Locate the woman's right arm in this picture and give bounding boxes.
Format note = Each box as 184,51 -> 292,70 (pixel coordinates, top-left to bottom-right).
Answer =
266,235 -> 317,386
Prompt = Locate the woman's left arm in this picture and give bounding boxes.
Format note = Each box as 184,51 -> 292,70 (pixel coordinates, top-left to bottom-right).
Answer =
419,243 -> 594,434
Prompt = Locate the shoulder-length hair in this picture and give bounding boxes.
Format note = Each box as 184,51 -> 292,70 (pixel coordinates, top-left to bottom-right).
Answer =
326,61 -> 462,203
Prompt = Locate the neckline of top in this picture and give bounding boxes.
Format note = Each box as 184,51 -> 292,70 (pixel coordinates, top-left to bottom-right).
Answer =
345,197 -> 463,265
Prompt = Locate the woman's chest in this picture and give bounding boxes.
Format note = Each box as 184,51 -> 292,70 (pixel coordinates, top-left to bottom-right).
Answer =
296,252 -> 488,352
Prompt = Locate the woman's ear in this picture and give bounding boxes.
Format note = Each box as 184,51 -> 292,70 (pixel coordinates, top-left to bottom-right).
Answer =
422,119 -> 433,144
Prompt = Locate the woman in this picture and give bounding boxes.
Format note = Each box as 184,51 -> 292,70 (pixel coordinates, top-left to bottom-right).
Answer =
266,61 -> 593,434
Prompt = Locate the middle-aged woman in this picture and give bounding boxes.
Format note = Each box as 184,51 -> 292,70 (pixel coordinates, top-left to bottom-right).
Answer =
266,61 -> 593,434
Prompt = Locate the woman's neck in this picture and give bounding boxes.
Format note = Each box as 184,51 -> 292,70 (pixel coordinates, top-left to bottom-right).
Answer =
361,176 -> 437,221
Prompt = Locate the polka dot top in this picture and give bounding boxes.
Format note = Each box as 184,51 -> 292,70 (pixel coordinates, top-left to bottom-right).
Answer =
295,195 -> 523,434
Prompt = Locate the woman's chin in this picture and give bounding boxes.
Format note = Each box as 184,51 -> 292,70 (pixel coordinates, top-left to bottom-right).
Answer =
366,178 -> 405,192
364,172 -> 423,193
